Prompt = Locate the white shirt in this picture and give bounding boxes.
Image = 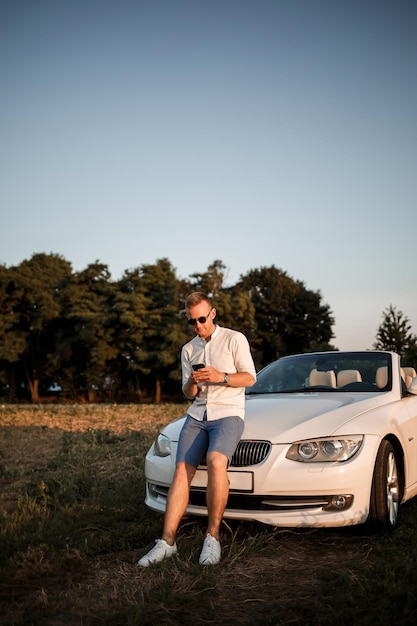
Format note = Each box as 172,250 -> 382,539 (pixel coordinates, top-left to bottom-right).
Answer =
181,325 -> 256,421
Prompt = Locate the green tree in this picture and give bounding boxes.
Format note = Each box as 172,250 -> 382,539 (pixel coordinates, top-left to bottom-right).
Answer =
237,265 -> 335,367
58,262 -> 117,401
0,254 -> 73,401
133,259 -> 187,403
214,286 -> 257,345
0,264 -> 27,399
112,268 -> 151,401
186,260 -> 257,357
373,305 -> 417,362
188,259 -> 228,299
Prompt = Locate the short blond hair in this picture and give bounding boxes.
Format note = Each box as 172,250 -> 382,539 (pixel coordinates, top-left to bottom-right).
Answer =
185,292 -> 212,310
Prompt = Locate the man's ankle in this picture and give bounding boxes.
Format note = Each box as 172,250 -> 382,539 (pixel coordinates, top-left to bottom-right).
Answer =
162,536 -> 176,546
206,531 -> 220,541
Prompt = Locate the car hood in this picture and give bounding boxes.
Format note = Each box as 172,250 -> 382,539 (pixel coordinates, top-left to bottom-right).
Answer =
243,392 -> 393,442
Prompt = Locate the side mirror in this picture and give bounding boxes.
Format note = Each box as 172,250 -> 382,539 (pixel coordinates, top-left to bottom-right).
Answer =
408,377 -> 417,395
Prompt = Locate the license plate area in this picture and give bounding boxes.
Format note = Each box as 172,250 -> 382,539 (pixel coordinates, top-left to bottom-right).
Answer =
191,469 -> 254,493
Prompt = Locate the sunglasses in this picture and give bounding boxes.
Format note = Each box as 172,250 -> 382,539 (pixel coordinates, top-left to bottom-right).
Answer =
187,308 -> 213,326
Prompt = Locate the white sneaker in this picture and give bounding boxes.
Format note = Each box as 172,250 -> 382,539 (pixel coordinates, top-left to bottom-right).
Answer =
137,539 -> 177,567
199,534 -> 221,565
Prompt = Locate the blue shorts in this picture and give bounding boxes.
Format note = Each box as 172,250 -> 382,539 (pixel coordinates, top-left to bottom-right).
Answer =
176,414 -> 244,467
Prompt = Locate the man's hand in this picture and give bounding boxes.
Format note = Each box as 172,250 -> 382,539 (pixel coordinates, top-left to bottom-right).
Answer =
192,366 -> 223,385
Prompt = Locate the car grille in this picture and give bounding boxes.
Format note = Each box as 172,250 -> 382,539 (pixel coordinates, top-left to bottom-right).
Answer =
200,440 -> 271,467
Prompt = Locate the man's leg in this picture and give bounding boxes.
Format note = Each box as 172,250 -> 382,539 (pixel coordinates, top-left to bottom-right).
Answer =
137,461 -> 196,567
205,451 -> 229,539
162,461 -> 196,545
198,451 -> 229,565
204,416 -> 243,539
199,416 -> 243,565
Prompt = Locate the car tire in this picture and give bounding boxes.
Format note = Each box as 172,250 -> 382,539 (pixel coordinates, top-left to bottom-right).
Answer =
368,440 -> 402,533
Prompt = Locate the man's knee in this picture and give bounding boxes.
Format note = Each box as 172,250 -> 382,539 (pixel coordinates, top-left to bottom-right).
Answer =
206,451 -> 228,473
173,461 -> 196,484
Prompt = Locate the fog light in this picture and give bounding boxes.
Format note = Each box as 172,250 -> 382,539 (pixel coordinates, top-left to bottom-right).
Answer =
148,483 -> 158,497
323,495 -> 353,511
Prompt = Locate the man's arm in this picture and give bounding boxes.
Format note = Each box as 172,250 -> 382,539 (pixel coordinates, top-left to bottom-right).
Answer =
222,371 -> 255,388
182,375 -> 199,400
190,366 -> 255,388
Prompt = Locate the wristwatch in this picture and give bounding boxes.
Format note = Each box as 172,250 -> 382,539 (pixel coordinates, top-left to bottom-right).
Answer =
224,373 -> 230,385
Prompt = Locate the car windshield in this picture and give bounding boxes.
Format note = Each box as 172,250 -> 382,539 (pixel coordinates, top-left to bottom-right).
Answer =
246,352 -> 392,394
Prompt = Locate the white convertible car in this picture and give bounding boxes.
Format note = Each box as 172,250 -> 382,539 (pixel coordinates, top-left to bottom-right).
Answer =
144,351 -> 417,532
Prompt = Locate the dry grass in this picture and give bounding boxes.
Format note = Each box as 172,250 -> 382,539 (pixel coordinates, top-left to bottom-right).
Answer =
1,404 -> 417,625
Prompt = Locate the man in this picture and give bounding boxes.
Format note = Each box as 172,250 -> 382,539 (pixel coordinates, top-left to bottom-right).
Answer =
138,292 -> 256,567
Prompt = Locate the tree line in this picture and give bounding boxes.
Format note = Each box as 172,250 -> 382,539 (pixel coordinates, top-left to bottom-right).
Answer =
0,253 -> 336,403
1,254 -> 415,403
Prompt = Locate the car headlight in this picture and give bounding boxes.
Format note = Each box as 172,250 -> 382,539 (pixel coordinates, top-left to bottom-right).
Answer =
286,435 -> 363,462
154,433 -> 172,457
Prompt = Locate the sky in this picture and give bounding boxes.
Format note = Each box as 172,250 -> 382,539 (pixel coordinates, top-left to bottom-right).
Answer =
1,0 -> 416,351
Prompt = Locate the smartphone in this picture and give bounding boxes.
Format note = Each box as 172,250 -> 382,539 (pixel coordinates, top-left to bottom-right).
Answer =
192,364 -> 205,371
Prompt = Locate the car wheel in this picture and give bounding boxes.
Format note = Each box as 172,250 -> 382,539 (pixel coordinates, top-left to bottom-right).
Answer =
368,440 -> 401,533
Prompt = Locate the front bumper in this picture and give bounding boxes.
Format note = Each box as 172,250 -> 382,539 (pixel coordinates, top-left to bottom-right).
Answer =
144,436 -> 380,528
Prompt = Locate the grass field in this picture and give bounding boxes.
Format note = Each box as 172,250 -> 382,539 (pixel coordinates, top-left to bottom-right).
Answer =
1,404 -> 417,625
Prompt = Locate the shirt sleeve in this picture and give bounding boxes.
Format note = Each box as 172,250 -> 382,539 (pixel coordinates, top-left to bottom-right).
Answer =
232,332 -> 257,381
181,344 -> 192,386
